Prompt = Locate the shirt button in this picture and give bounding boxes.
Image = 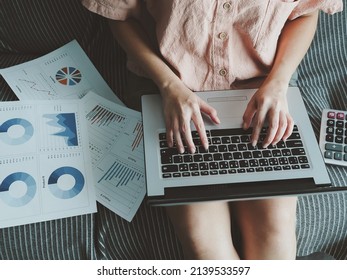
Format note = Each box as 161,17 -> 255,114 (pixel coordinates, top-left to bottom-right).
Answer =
218,32 -> 227,40
219,69 -> 228,76
223,2 -> 231,10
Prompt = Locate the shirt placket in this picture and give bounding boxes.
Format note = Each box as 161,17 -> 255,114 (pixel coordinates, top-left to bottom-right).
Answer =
212,0 -> 233,89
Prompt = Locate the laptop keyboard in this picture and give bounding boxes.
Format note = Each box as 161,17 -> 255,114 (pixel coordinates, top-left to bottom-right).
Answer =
159,125 -> 310,179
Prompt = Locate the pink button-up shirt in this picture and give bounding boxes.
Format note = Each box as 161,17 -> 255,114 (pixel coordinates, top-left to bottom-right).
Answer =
82,0 -> 342,91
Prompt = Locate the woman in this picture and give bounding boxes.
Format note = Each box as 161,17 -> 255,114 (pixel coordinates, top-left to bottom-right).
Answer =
82,0 -> 343,259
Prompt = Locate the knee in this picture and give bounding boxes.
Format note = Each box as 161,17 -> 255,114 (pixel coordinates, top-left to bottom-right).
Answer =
239,197 -> 297,239
257,198 -> 297,239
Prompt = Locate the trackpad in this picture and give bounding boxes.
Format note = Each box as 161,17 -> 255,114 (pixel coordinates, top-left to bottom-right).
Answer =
207,96 -> 248,118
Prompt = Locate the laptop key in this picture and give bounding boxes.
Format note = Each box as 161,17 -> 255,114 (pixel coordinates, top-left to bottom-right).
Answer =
161,155 -> 173,164
286,140 -> 303,148
213,153 -> 223,161
203,154 -> 213,161
173,155 -> 183,163
162,165 -> 179,173
223,152 -> 233,160
189,163 -> 199,171
179,164 -> 189,171
209,162 -> 219,170
199,162 -> 209,170
183,155 -> 193,162
193,154 -> 203,162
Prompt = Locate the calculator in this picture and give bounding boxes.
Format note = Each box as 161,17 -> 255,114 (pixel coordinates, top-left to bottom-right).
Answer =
319,109 -> 347,167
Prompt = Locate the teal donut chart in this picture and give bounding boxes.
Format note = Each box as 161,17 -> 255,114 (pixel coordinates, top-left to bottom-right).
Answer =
0,118 -> 34,145
0,172 -> 37,207
48,166 -> 85,199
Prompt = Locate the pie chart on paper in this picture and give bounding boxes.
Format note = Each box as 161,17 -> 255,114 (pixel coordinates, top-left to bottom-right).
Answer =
55,67 -> 82,86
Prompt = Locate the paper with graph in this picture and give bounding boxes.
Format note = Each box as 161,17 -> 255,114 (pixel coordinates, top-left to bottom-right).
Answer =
82,92 -> 145,222
0,40 -> 122,104
0,99 -> 96,229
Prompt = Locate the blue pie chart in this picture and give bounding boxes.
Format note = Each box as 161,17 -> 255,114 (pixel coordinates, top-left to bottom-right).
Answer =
0,118 -> 34,145
48,167 -> 85,199
0,172 -> 37,207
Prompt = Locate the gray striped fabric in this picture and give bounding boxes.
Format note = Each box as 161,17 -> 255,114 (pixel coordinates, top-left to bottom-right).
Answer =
0,0 -> 346,260
295,7 -> 347,260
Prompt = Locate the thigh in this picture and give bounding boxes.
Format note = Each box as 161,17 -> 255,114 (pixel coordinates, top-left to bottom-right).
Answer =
166,201 -> 233,236
166,201 -> 239,259
233,196 -> 297,229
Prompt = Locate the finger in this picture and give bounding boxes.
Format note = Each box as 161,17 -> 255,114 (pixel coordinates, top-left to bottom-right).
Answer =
263,109 -> 279,148
165,117 -> 174,148
271,111 -> 287,145
191,110 -> 208,151
242,99 -> 257,130
282,115 -> 294,141
173,124 -> 185,153
199,100 -> 220,124
180,117 -> 196,154
251,108 -> 267,147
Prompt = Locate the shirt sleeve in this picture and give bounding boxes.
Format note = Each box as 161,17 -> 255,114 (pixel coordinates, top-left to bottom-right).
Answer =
81,0 -> 141,20
289,0 -> 343,20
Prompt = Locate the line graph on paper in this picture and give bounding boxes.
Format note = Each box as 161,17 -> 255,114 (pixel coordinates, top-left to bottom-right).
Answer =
2,54 -> 90,100
18,78 -> 54,97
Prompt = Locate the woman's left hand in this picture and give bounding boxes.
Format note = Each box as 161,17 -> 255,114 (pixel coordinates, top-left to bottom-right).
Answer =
242,80 -> 294,148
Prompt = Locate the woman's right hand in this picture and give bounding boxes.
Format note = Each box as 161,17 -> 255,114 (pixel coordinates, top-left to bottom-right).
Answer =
160,81 -> 220,154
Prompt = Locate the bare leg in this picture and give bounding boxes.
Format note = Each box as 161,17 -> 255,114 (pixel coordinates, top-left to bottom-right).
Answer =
166,201 -> 239,259
234,197 -> 297,260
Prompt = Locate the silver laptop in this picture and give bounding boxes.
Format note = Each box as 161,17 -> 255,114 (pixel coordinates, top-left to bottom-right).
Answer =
141,87 -> 336,206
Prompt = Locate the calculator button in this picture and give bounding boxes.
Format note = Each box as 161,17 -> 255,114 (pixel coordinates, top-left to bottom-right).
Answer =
334,152 -> 342,160
324,151 -> 333,159
337,113 -> 345,120
336,121 -> 344,128
326,127 -> 334,134
335,136 -> 343,143
325,135 -> 334,142
327,120 -> 335,126
336,128 -> 343,135
327,112 -> 336,118
325,143 -> 343,152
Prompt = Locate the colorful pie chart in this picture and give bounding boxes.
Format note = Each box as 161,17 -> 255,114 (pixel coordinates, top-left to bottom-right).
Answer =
55,67 -> 82,86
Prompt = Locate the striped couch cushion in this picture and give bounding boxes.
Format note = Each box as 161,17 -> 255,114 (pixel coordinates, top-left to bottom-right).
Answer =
0,0 -> 346,260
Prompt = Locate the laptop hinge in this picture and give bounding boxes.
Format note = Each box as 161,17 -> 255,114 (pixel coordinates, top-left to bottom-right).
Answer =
147,178 -> 338,206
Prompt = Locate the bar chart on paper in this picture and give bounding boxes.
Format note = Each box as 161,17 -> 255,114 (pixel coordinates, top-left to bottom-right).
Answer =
85,103 -> 127,165
82,92 -> 146,221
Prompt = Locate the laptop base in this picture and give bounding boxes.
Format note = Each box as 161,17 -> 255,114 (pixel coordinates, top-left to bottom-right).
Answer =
146,178 -> 347,206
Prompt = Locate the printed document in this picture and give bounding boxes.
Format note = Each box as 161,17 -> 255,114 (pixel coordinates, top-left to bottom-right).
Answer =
0,40 -> 122,104
0,99 -> 96,229
82,92 -> 145,222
